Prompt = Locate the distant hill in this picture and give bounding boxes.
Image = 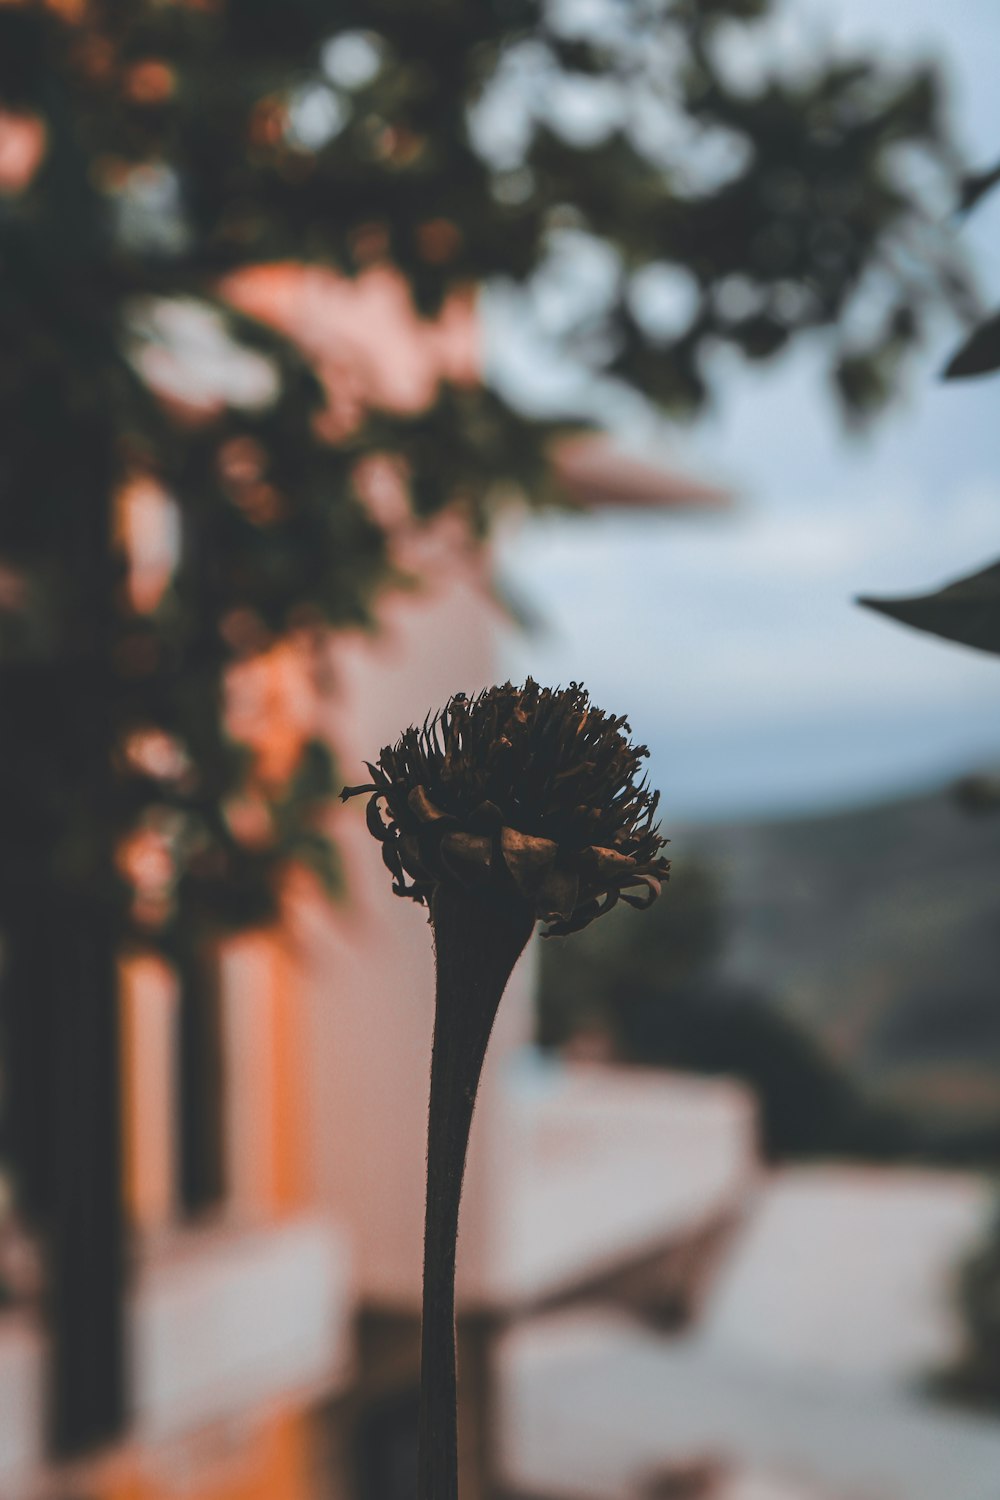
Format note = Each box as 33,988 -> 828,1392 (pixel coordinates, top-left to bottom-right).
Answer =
682,780 -> 1000,1143
538,775 -> 1000,1162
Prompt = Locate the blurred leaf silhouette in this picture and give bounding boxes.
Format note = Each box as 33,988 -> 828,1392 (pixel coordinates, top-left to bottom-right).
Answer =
932,1201 -> 1000,1413
942,309 -> 1000,379
858,559 -> 1000,658
859,152 -> 1000,653
957,157 -> 1000,215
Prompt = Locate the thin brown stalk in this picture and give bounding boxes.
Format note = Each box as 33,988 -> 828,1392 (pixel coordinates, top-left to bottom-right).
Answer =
418,883 -> 533,1500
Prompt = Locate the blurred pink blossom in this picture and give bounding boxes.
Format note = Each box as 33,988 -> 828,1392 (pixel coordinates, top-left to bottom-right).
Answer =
0,110 -> 46,195
219,263 -> 479,441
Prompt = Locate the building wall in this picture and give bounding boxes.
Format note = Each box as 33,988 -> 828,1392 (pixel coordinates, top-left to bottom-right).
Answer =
298,538 -> 534,1310
105,541 -> 520,1500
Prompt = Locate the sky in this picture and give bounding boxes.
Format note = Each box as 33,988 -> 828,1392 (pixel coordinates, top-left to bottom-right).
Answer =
495,0 -> 1000,824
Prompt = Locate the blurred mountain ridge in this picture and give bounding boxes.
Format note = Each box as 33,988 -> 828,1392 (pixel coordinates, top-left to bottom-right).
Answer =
539,771 -> 1000,1163
682,774 -> 1000,1139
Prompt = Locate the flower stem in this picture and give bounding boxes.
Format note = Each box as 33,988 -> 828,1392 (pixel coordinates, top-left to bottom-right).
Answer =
419,884 -> 533,1500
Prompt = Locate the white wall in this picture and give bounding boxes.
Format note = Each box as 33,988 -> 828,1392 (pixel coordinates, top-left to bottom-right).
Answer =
299,539 -> 534,1309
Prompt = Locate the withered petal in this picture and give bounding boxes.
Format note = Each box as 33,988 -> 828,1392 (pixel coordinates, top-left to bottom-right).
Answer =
583,845 -> 636,880
439,831 -> 493,887
408,785 -> 456,825
535,865 -> 579,922
398,833 -> 434,882
381,834 -> 404,882
366,793 -> 391,842
341,782 -> 377,802
545,886 -> 620,937
543,896 -> 597,937
466,799 -> 503,833
500,826 -> 559,898
620,875 -> 661,910
553,760 -> 595,785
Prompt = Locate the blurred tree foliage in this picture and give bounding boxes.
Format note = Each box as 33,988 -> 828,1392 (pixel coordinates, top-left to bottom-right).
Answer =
931,1200 -> 1000,1413
0,0 -> 971,960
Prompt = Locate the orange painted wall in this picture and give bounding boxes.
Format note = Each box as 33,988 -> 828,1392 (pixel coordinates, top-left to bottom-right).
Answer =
104,1410 -> 321,1500
120,930 -> 307,1233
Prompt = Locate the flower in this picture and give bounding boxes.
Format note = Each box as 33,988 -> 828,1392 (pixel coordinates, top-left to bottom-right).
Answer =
344,681 -> 670,1500
341,679 -> 669,935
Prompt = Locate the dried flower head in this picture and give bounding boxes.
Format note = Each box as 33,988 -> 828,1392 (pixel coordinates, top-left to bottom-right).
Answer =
341,679 -> 669,935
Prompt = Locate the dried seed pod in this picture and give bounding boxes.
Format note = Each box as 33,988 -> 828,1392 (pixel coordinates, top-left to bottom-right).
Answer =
341,678 -> 669,935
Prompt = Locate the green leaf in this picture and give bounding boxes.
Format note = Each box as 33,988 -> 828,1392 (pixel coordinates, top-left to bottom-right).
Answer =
857,558 -> 1000,656
942,310 -> 1000,380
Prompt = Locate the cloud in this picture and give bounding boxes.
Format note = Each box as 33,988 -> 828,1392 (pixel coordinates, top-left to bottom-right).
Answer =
500,365 -> 1000,816
504,478 -> 1000,722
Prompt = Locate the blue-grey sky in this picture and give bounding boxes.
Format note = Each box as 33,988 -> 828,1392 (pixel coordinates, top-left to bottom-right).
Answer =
496,0 -> 1000,823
